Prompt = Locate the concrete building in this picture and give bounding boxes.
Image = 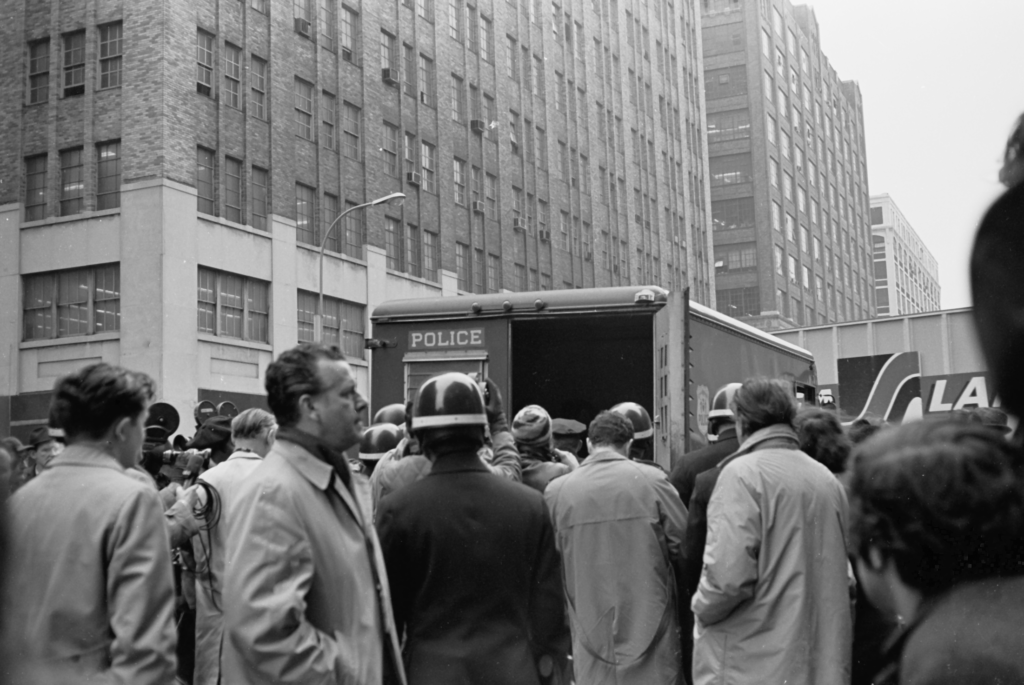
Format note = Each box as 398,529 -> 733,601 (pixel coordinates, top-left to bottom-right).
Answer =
700,0 -> 874,330
0,0 -> 712,439
870,193 -> 940,316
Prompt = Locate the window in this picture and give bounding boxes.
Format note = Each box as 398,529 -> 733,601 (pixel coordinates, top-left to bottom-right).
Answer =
506,35 -> 518,80
196,147 -> 215,214
769,158 -> 779,188
294,79 -> 314,139
385,217 -> 404,270
708,109 -> 752,142
322,193 -> 340,252
197,267 -> 269,343
296,291 -> 365,357
319,91 -> 337,149
485,173 -> 497,218
451,74 -> 466,121
774,245 -> 784,276
534,55 -> 544,97
196,30 -> 214,96
456,242 -> 470,290
536,126 -> 547,166
23,264 -> 121,341
96,141 -> 121,210
63,31 -> 85,96
295,0 -> 313,32
487,254 -> 500,292
224,157 -> 242,223
449,0 -> 464,41
28,39 -> 50,104
252,0 -> 268,11
406,223 -> 422,277
453,158 -> 467,205
788,255 -> 797,283
382,122 -> 400,177
418,53 -> 436,107
785,213 -> 796,242
522,45 -> 531,91
783,172 -> 793,200
813,236 -> 822,261
420,141 -> 437,193
467,4 -> 480,53
870,206 -> 884,225
342,201 -> 364,258
251,166 -> 268,231
510,111 -> 520,154
715,243 -> 757,274
802,264 -> 810,289
479,14 -> 494,61
712,197 -> 755,231
484,93 -> 496,138
98,23 -> 123,89
295,183 -> 316,245
403,44 -> 417,96
800,226 -> 809,252
709,153 -> 753,186
418,0 -> 435,21
251,56 -> 267,119
342,101 -> 361,159
218,43 -> 241,108
404,131 -> 417,166
24,155 -> 47,221
340,6 -> 358,61
715,286 -> 760,317
423,230 -> 439,282
322,0 -> 338,51
381,31 -> 398,71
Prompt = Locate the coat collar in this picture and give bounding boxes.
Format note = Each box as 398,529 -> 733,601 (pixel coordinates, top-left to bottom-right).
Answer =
226,449 -> 263,462
273,437 -> 335,491
734,424 -> 801,456
582,447 -> 630,464
429,452 -> 491,475
49,444 -> 125,472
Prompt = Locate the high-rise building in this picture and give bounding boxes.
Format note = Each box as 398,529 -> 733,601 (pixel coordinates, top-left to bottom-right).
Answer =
870,194 -> 940,316
0,0 -> 711,437
700,0 -> 873,330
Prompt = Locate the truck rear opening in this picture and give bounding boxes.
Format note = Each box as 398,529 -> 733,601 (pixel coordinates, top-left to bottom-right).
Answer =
511,313 -> 652,426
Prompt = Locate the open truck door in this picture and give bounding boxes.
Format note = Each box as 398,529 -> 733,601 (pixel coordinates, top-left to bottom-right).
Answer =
653,288 -> 688,470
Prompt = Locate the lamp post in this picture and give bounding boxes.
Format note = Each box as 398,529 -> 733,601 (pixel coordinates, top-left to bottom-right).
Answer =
316,191 -> 406,342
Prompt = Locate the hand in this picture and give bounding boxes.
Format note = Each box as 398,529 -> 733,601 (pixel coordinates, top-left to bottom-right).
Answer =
482,378 -> 504,421
179,484 -> 201,510
159,483 -> 183,510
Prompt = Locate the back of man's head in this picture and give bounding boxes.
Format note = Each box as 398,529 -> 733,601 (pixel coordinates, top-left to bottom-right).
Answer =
794,406 -> 851,474
265,343 -> 345,427
849,420 -> 1024,598
49,363 -> 155,442
731,378 -> 796,436
847,417 -> 883,445
232,408 -> 276,442
588,411 -> 634,453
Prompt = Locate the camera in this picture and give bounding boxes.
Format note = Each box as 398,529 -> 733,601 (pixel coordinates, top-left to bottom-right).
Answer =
161,448 -> 211,482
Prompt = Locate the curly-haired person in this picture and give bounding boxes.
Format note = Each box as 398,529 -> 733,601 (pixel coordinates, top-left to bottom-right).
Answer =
849,420 -> 1024,685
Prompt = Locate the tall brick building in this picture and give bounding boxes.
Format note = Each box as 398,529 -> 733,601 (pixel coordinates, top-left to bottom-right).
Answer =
0,0 -> 712,436
701,0 -> 874,330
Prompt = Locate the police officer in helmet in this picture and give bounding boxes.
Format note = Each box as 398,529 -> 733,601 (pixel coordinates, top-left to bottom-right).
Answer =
610,402 -> 659,468
375,372 -> 570,684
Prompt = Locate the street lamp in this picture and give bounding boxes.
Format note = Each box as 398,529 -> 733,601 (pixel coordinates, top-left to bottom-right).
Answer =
316,192 -> 406,342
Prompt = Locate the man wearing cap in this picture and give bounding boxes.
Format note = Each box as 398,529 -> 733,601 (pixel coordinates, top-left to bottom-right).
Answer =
513,405 -> 579,493
551,418 -> 586,459
377,372 -> 569,684
26,426 -> 65,476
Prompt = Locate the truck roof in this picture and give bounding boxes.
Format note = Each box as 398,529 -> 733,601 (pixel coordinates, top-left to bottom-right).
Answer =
371,285 -> 672,320
372,286 -> 813,361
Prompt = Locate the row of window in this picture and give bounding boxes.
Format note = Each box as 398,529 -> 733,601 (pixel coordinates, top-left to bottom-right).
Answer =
24,142 -> 121,221
27,23 -> 122,104
384,218 -> 441,283
21,262 -> 368,356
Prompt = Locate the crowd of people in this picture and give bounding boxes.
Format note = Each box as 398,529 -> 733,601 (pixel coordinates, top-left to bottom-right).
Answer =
0,119 -> 1023,685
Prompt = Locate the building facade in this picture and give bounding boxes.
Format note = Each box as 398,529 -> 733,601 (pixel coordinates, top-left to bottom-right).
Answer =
0,0 -> 712,438
870,194 -> 940,316
700,0 -> 874,330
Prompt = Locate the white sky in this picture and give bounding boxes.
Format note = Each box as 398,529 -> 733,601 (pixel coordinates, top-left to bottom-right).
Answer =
800,0 -> 1024,309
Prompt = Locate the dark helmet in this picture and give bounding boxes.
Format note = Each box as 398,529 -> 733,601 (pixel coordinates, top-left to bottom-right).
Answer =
373,403 -> 407,426
610,402 -> 653,440
709,383 -> 743,422
359,423 -> 403,461
411,372 -> 488,433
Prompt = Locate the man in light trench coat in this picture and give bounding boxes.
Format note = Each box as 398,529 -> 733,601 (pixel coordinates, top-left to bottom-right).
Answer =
221,342 -> 406,685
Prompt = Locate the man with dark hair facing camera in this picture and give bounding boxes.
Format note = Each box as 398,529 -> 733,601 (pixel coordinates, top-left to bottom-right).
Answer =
849,420 -> 1024,684
222,343 -> 406,685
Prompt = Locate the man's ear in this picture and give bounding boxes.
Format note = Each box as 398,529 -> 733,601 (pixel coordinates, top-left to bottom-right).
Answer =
586,438 -> 594,454
866,545 -> 887,572
624,438 -> 633,454
112,416 -> 132,443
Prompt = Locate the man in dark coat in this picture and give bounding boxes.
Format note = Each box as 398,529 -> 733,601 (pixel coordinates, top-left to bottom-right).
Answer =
669,383 -> 741,506
377,373 -> 569,685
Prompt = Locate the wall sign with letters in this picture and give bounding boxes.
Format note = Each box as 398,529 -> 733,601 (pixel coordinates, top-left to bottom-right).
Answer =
409,328 -> 486,349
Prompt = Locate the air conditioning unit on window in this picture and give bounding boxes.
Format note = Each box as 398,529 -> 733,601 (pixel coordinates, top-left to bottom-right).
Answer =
294,18 -> 311,36
420,91 -> 431,105
382,68 -> 400,86
613,263 -> 620,273
513,218 -> 526,231
470,119 -> 487,134
584,250 -> 593,261
472,200 -> 486,213
406,171 -> 422,186
539,229 -> 552,242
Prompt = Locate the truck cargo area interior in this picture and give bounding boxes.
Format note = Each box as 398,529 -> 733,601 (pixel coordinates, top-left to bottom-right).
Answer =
510,313 -> 653,432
